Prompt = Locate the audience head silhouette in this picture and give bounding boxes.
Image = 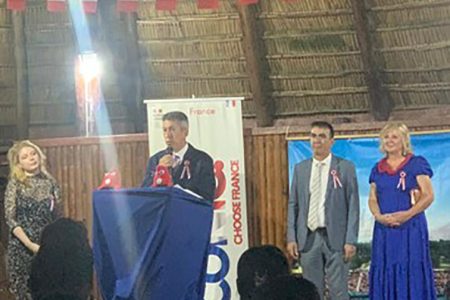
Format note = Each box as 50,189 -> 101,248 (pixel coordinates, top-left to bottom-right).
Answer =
253,275 -> 321,300
236,245 -> 290,300
29,218 -> 93,300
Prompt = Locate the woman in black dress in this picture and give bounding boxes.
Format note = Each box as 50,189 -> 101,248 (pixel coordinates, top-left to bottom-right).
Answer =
4,140 -> 61,299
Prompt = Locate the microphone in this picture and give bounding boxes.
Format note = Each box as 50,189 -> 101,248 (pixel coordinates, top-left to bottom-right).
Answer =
152,165 -> 173,187
166,146 -> 173,155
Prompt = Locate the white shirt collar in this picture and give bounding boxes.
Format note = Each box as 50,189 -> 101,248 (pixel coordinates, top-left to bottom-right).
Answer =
313,153 -> 332,166
173,143 -> 189,161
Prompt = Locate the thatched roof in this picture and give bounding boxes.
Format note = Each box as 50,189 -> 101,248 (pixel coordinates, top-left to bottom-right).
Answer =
1,0 -> 450,139
137,0 -> 450,118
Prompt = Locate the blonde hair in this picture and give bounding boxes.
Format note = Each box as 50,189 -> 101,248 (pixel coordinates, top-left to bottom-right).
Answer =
7,140 -> 52,184
379,122 -> 413,155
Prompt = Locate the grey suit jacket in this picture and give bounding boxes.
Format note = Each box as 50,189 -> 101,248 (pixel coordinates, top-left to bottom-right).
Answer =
287,155 -> 360,251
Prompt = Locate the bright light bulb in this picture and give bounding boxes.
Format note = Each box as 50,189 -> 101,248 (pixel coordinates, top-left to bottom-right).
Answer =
78,52 -> 101,80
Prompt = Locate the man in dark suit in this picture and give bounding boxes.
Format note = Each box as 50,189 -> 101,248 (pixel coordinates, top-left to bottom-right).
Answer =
141,111 -> 215,203
287,121 -> 360,300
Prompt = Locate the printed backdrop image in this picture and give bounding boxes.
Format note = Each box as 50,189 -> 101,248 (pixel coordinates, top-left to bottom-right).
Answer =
288,132 -> 450,297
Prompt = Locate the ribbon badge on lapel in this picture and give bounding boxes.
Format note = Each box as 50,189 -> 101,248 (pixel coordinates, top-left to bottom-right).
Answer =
181,160 -> 191,180
397,171 -> 406,191
331,169 -> 342,189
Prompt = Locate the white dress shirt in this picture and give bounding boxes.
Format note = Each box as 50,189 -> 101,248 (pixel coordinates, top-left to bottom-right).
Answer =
309,154 -> 332,228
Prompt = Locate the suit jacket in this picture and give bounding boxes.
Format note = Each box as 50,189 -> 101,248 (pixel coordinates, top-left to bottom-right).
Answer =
287,155 -> 359,251
141,143 -> 215,203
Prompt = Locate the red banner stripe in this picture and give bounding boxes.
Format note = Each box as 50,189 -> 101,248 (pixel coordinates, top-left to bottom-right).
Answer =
7,0 -> 26,11
197,0 -> 219,9
155,0 -> 177,11
117,0 -> 139,12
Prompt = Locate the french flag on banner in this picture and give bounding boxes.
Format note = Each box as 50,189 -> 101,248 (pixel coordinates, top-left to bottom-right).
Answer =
197,0 -> 219,9
7,0 -> 26,11
117,0 -> 139,12
155,0 -> 177,10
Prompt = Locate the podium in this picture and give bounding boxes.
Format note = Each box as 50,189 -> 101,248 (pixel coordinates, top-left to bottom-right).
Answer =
92,187 -> 213,300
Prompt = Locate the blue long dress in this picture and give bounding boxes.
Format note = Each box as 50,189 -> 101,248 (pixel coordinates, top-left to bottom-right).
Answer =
369,155 -> 436,300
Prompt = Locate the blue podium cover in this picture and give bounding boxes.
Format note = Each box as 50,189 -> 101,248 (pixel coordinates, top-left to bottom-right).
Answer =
93,188 -> 213,300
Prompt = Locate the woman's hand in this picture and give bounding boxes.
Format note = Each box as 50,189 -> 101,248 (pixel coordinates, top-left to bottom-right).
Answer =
388,210 -> 412,226
28,242 -> 40,254
376,213 -> 400,227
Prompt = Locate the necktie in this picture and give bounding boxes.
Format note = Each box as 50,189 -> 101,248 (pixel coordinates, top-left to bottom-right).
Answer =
172,154 -> 181,168
308,162 -> 324,231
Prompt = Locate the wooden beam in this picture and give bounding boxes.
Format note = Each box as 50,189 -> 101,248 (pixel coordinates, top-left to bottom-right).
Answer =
237,3 -> 274,127
12,12 -> 29,139
351,0 -> 393,120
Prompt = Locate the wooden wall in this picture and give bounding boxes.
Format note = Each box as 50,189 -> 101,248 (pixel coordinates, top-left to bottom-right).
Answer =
245,132 -> 288,247
33,117 -> 450,250
35,134 -> 149,239
34,132 -> 291,249
1,119 -> 450,298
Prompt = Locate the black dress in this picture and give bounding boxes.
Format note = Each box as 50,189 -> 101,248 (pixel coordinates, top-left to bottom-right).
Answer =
4,173 -> 61,299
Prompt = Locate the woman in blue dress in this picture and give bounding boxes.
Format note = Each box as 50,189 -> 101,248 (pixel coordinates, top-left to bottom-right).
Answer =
368,122 -> 436,300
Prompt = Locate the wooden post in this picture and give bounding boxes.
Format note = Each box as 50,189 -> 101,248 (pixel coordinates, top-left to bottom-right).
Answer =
12,12 -> 29,139
123,13 -> 145,133
351,0 -> 393,120
237,3 -> 274,127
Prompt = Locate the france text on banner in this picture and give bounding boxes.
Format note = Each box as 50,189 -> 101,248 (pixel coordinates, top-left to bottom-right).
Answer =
144,97 -> 248,300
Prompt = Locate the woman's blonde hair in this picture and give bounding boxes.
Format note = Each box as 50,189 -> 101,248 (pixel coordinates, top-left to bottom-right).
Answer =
379,122 -> 413,155
7,140 -> 51,184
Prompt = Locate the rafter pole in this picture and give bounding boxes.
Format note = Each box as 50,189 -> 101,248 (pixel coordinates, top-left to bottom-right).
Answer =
351,0 -> 393,120
12,12 -> 29,138
237,2 -> 274,127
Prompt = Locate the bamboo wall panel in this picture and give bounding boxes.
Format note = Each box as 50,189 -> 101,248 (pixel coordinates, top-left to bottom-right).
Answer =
36,135 -> 149,241
245,134 -> 289,248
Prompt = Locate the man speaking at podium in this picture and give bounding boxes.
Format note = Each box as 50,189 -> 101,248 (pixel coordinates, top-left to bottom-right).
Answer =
141,111 -> 215,203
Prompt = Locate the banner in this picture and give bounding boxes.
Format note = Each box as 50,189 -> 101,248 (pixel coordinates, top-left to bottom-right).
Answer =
145,97 -> 248,300
288,131 -> 450,296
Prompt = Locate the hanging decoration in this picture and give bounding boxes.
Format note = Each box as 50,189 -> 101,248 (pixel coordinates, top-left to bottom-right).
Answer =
155,0 -> 177,11
46,0 -> 98,13
7,0 -> 26,11
7,0 -> 292,13
197,0 -> 219,9
117,0 -> 139,12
